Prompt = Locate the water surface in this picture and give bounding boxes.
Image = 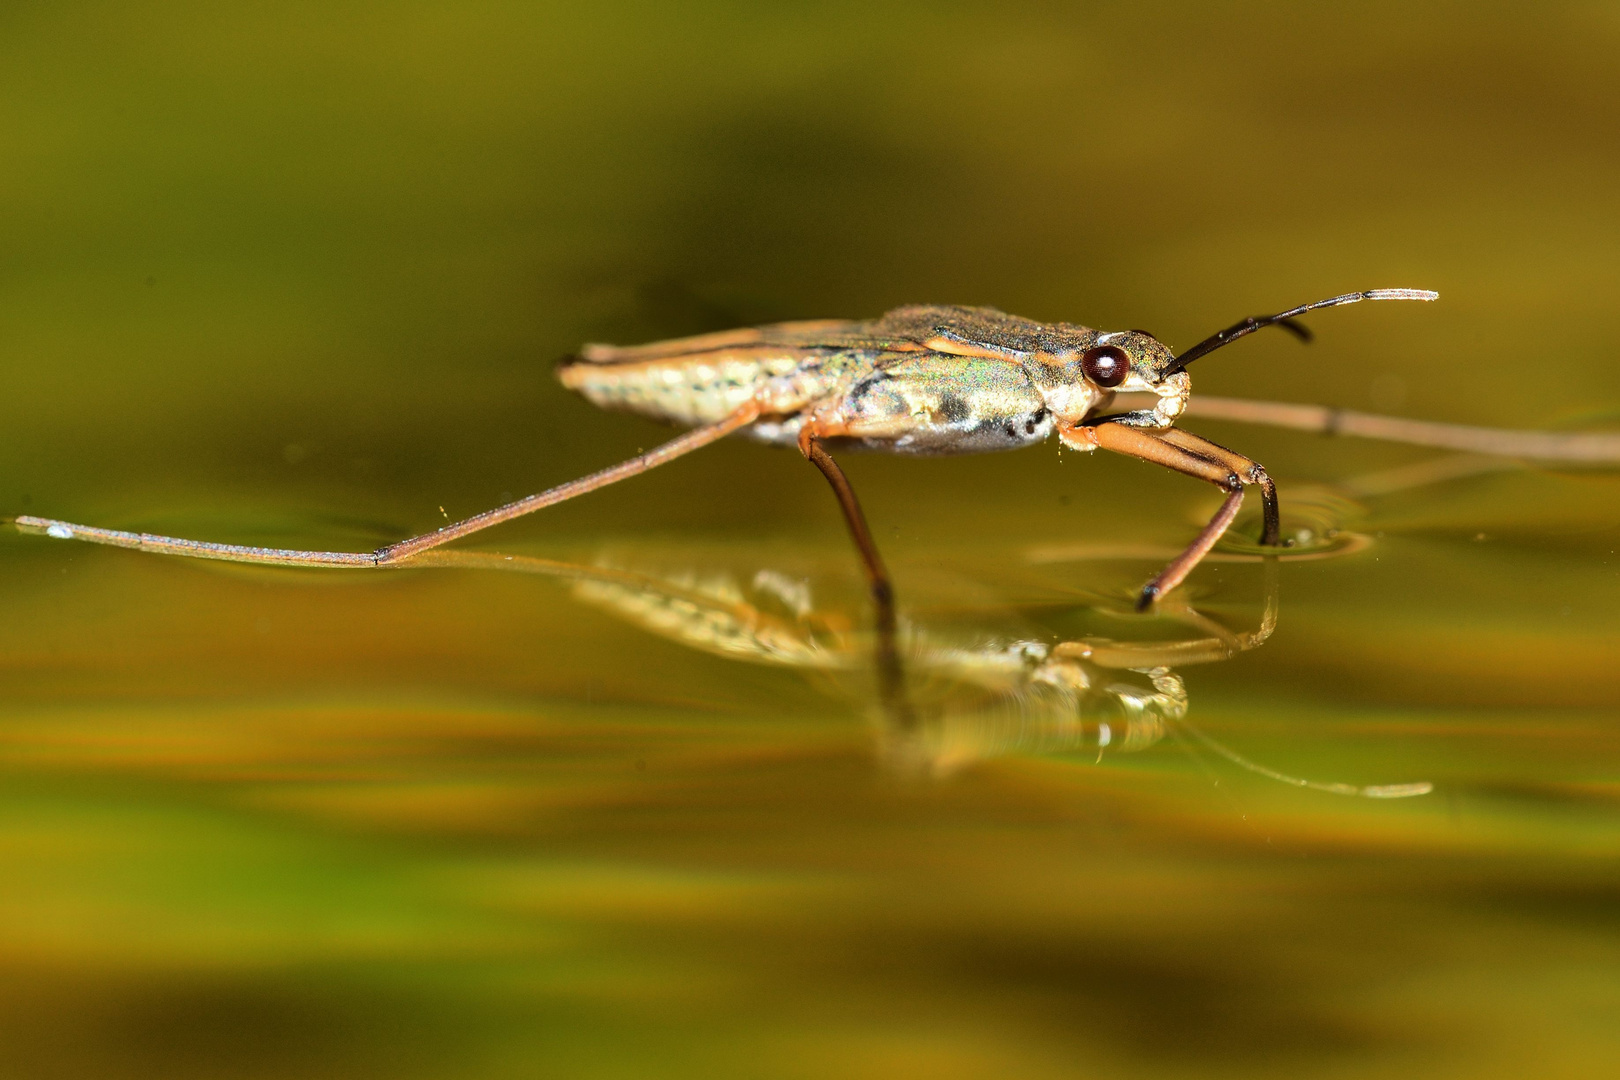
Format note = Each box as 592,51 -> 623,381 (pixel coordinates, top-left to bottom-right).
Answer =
3,3 -> 1619,1077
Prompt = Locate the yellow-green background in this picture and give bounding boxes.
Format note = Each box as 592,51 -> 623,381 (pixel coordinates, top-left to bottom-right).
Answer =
3,2 -> 1619,1077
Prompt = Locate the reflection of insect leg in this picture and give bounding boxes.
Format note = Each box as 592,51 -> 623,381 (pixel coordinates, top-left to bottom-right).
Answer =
1078,422 -> 1273,610
17,401 -> 763,567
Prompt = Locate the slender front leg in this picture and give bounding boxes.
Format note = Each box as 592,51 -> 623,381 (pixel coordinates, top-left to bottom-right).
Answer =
1066,422 -> 1268,610
800,433 -> 911,724
1151,426 -> 1280,546
1135,488 -> 1244,611
14,401 -> 762,567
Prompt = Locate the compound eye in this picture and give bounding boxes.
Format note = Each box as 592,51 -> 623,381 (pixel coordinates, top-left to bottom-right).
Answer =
1080,344 -> 1129,388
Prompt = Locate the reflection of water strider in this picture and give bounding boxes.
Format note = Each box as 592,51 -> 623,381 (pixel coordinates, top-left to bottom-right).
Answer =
565,554 -> 1234,778
408,543 -> 1426,798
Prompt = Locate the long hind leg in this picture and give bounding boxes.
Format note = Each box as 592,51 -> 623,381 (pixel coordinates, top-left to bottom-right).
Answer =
14,401 -> 763,567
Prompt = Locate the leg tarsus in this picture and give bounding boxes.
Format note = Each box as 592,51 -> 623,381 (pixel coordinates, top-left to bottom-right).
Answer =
13,515 -> 381,567
1254,467 -> 1280,546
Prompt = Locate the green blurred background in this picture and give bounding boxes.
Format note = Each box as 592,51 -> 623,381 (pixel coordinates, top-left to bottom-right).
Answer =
2,3 -> 1619,1078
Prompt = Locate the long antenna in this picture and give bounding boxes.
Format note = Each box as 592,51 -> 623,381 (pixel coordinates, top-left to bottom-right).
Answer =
1165,288 -> 1438,375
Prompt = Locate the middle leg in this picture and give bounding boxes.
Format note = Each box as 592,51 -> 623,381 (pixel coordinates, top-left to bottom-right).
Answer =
800,433 -> 912,726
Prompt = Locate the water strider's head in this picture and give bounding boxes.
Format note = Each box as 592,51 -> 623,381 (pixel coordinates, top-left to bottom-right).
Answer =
1039,288 -> 1439,429
1034,328 -> 1187,427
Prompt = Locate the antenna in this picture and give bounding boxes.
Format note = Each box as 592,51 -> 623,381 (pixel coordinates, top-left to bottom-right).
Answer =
1165,288 -> 1438,375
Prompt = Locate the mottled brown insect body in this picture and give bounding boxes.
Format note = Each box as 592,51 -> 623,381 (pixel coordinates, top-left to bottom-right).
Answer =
558,305 -> 1186,455
550,292 -> 1438,615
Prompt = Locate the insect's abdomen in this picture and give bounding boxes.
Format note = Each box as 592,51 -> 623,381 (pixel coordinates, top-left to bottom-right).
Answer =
557,348 -> 804,427
558,337 -> 889,447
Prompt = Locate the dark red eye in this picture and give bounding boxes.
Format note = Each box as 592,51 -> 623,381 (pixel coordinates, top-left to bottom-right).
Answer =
1080,345 -> 1129,388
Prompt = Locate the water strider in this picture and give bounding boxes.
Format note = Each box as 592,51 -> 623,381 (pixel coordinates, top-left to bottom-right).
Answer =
14,287 -> 1620,625
8,291 -> 1417,592
554,288 -> 1439,619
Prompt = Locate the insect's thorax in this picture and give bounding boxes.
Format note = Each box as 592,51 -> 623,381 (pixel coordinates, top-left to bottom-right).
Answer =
814,354 -> 1083,455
